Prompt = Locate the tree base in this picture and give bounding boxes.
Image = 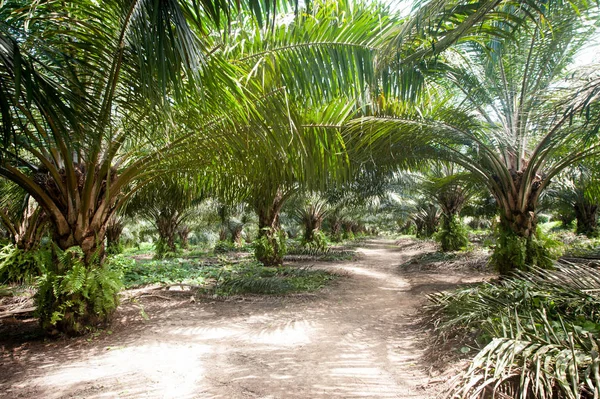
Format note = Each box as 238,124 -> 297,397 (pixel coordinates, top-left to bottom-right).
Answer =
490,227 -> 556,275
35,247 -> 122,336
436,215 -> 468,252
254,228 -> 287,266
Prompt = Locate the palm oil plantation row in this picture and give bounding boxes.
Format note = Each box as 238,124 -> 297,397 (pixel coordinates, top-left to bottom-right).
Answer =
1,0 -> 600,397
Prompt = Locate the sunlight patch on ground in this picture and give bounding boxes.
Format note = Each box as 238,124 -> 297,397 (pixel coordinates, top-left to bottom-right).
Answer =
168,325 -> 243,339
24,343 -> 211,399
341,266 -> 410,289
167,320 -> 315,348
249,320 -> 313,346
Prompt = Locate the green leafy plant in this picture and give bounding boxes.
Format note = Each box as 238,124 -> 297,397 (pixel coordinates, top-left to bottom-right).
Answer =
212,262 -> 336,296
35,246 -> 122,335
121,259 -> 207,289
491,226 -> 563,274
301,230 -> 329,252
436,215 -> 469,252
254,228 -> 287,266
0,244 -> 48,284
429,263 -> 600,398
213,240 -> 236,254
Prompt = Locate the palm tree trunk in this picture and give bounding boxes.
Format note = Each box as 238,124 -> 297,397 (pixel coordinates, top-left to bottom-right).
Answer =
156,213 -> 178,256
492,204 -> 553,274
575,202 -> 598,238
438,213 -> 468,252
254,192 -> 286,266
14,208 -> 47,251
229,224 -> 244,246
330,219 -> 342,242
178,225 -> 191,249
106,217 -> 124,254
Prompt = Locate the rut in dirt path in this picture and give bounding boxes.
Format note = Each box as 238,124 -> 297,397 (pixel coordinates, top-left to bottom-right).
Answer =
0,238 -> 442,399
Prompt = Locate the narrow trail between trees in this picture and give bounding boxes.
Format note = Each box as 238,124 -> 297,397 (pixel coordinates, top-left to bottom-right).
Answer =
0,238 -> 485,399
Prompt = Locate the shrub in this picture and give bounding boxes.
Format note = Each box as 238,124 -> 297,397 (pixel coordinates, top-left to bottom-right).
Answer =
213,240 -> 236,253
490,226 -> 562,273
35,246 -> 122,336
254,228 -> 287,266
153,239 -> 180,259
0,243 -> 47,284
301,230 -> 329,252
435,215 -> 469,252
213,262 -> 335,295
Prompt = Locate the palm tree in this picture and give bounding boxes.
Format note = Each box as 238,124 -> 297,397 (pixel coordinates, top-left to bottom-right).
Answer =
122,175 -> 206,257
350,4 -> 600,273
105,214 -> 125,254
294,194 -> 329,245
0,0 -> 302,334
419,164 -> 477,250
216,203 -> 250,245
549,164 -> 600,238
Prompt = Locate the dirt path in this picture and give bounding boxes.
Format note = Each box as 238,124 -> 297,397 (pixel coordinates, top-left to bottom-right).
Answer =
0,238 -> 486,399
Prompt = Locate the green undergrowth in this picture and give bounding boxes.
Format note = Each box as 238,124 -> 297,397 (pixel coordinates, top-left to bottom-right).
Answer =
286,243 -> 356,261
0,244 -> 47,284
561,234 -> 600,258
118,255 -> 338,295
210,263 -> 337,296
428,263 -> 600,398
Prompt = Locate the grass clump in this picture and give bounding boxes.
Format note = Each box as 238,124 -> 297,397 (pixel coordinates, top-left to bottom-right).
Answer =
120,258 -> 208,288
212,263 -> 336,296
429,262 -> 600,398
120,255 -> 337,296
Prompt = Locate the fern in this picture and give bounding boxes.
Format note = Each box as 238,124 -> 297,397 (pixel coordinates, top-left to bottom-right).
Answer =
35,245 -> 122,335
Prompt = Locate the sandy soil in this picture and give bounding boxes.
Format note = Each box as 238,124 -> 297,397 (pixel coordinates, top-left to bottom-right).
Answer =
0,238 -> 490,399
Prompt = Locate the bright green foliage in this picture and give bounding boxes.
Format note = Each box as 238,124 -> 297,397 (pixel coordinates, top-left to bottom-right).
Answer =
35,247 -> 122,336
121,256 -> 335,295
429,263 -> 600,398
491,224 -> 562,274
0,244 -> 47,284
436,215 -> 468,252
213,240 -> 237,254
254,228 -> 287,266
301,230 -> 329,252
121,258 -> 206,288
343,230 -> 355,241
286,244 -> 356,261
153,240 -> 181,260
351,2 -> 600,272
213,263 -> 336,296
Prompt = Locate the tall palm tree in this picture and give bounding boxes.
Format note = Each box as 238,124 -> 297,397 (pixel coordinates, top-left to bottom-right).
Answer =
0,0 -> 301,334
0,0 -> 268,262
349,3 -> 600,273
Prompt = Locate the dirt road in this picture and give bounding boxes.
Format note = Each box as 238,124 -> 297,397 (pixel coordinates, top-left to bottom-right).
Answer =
0,239 -> 483,398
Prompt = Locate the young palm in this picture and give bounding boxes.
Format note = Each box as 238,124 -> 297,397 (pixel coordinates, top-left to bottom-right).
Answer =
122,175 -> 206,257
549,164 -> 600,238
419,164 -> 477,251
